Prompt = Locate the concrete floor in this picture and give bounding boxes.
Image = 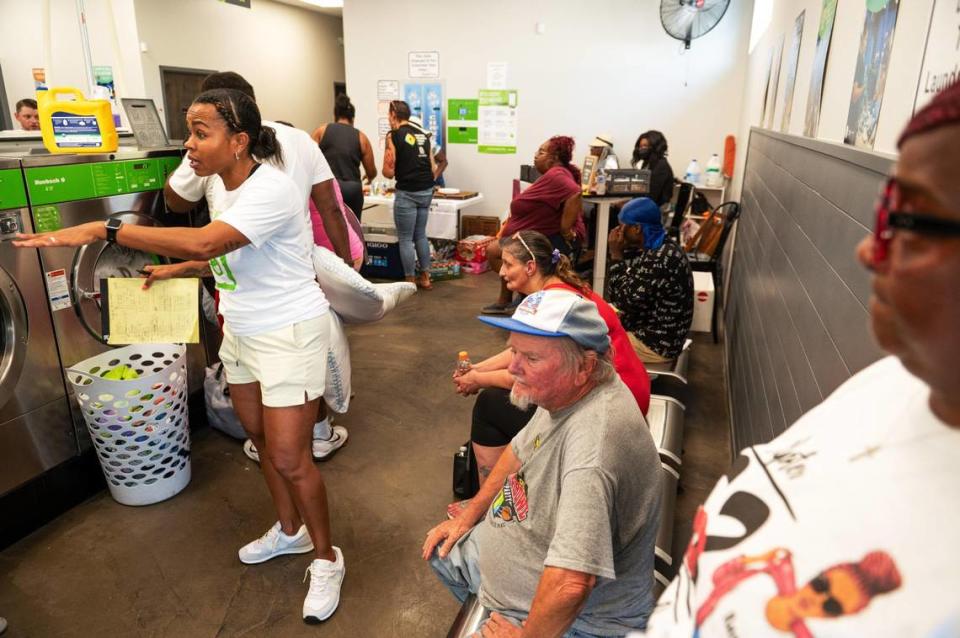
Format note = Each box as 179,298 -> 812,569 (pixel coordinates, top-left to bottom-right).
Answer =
0,272 -> 730,637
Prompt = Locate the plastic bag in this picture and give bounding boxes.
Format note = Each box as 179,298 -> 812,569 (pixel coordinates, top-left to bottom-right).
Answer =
204,363 -> 247,439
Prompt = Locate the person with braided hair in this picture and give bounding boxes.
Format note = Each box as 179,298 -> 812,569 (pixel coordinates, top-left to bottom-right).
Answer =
482,136 -> 585,314
14,88 -> 346,625
642,79 -> 960,637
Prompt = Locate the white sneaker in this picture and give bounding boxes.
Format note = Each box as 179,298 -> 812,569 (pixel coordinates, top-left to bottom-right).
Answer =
312,425 -> 349,461
238,521 -> 314,565
302,546 -> 345,624
243,439 -> 259,463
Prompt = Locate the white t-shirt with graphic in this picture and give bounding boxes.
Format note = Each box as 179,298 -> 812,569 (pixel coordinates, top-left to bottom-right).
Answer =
642,356 -> 960,638
207,163 -> 327,336
168,120 -> 334,209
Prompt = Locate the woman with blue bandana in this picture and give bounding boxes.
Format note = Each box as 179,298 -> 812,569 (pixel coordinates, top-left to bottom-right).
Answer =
607,197 -> 694,362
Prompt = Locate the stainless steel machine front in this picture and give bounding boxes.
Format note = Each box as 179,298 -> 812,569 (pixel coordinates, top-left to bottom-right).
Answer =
20,150 -> 209,451
0,157 -> 75,496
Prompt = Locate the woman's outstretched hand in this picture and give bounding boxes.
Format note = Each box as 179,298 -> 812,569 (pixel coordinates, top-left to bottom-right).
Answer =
13,221 -> 104,248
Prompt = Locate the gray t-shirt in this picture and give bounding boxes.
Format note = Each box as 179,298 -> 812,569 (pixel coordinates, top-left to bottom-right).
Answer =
473,378 -> 662,635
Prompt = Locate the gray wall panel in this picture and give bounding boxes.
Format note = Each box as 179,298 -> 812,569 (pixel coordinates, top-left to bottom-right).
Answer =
725,129 -> 892,450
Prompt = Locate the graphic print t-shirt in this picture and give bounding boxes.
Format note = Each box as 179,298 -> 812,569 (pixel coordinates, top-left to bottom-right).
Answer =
643,356 -> 960,638
206,163 -> 327,336
473,380 -> 662,635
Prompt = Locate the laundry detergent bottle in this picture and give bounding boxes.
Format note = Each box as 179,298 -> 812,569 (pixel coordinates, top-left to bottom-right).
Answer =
38,87 -> 118,154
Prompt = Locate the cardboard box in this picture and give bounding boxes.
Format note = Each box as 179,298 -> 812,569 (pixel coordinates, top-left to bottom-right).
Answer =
456,235 -> 495,263
691,271 -> 715,333
430,260 -> 462,281
460,215 -> 501,239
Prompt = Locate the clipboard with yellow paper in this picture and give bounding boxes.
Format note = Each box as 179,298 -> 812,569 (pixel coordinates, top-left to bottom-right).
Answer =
101,278 -> 200,344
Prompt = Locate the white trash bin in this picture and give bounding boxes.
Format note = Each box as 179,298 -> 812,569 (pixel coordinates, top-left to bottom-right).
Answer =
66,344 -> 191,506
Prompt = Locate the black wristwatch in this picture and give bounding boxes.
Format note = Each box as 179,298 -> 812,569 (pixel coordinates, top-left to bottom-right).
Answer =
105,218 -> 123,244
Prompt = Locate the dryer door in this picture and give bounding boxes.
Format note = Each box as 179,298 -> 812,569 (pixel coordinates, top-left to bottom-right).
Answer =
70,211 -> 168,343
0,266 -> 28,409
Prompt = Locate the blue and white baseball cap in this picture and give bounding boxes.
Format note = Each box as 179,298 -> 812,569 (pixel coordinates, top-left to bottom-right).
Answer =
478,289 -> 610,353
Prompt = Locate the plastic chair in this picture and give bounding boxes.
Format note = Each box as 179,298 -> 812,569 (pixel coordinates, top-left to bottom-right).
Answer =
665,181 -> 695,239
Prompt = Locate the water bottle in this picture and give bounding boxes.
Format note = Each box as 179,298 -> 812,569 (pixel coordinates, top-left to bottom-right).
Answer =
705,154 -> 723,187
456,351 -> 472,376
684,159 -> 701,184
595,169 -> 607,195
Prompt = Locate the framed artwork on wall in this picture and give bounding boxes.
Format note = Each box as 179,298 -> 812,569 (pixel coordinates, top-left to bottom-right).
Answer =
844,0 -> 901,149
804,0 -> 839,138
780,11 -> 805,133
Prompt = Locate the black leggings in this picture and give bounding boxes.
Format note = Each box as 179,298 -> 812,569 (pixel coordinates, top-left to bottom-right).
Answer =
470,387 -> 536,447
337,179 -> 364,221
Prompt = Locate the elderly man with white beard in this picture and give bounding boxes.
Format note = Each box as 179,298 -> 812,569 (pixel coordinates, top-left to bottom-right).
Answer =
422,289 -> 663,638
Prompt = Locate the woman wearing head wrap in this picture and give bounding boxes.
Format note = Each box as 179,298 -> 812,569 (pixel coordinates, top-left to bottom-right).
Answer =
607,197 -> 694,362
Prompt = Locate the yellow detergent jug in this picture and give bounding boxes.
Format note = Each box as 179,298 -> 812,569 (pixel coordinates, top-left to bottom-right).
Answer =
38,87 -> 118,154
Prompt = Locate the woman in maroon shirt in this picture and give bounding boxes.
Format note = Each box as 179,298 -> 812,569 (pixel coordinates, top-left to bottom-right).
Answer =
482,135 -> 585,314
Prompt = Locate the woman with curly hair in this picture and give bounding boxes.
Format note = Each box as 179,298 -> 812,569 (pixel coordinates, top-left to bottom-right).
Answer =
482,135 -> 585,314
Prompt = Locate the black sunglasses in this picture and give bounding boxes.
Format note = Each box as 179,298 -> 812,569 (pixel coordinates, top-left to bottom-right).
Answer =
809,573 -> 844,616
873,177 -> 960,263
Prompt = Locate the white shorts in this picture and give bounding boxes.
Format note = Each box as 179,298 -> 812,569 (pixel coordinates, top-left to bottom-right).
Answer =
219,315 -> 329,408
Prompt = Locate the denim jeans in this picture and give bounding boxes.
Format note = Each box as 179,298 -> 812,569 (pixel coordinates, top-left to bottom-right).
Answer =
429,528 -> 615,638
393,188 -> 433,277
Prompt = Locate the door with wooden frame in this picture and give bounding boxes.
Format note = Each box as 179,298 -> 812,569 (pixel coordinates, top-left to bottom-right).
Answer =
160,67 -> 216,143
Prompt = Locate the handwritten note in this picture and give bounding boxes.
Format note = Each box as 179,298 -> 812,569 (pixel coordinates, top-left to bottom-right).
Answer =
104,278 -> 199,345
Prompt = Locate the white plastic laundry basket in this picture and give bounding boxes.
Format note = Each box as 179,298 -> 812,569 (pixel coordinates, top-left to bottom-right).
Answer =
66,344 -> 191,506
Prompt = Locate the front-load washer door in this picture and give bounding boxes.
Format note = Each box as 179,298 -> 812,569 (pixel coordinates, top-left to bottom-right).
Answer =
70,211 -> 168,343
0,266 -> 28,410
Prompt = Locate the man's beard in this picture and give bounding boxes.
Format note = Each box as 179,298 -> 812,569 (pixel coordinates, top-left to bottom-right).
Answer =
509,383 -> 533,410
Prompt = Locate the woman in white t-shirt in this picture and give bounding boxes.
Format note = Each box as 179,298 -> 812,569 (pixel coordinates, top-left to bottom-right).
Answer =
14,88 -> 345,624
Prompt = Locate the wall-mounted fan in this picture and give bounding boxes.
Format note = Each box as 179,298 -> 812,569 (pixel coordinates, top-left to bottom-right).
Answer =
660,0 -> 731,49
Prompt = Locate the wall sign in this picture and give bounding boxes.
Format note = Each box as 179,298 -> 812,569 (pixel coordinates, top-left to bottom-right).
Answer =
478,90 -> 518,154
408,51 -> 440,79
914,0 -> 960,113
377,80 -> 400,101
447,98 -> 479,144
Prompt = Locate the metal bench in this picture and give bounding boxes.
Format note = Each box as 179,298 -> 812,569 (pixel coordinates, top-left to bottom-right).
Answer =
644,339 -> 692,386
646,394 -> 686,595
447,595 -> 490,638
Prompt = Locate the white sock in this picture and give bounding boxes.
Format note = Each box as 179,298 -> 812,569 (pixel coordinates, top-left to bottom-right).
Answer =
313,417 -> 332,440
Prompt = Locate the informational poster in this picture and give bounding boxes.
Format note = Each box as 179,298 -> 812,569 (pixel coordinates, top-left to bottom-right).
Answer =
93,66 -> 115,100
914,0 -> 960,113
33,68 -> 47,91
486,62 -> 508,89
478,89 -> 518,154
408,51 -> 440,78
804,0 -> 839,137
377,80 -> 400,101
780,11 -> 805,133
764,35 -> 785,129
844,0 -> 900,149
403,82 -> 444,151
447,98 -> 479,144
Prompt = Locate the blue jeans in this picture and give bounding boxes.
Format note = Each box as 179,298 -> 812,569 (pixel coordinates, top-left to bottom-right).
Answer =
429,529 -> 612,638
393,188 -> 433,277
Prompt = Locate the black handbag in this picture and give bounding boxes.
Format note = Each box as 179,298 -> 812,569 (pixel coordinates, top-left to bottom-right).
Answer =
452,441 -> 480,499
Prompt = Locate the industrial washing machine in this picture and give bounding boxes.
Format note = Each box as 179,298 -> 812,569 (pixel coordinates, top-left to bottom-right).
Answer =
0,157 -> 76,496
21,150 -> 210,450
